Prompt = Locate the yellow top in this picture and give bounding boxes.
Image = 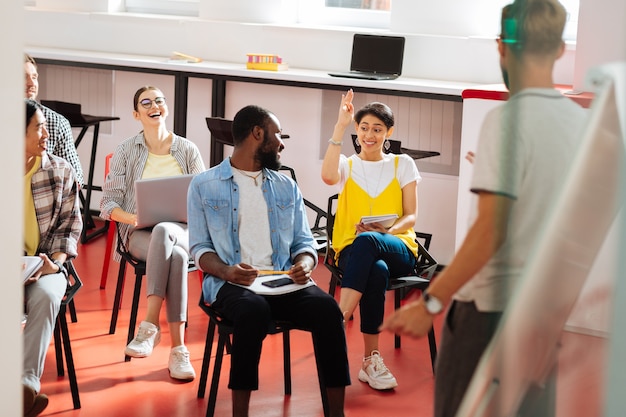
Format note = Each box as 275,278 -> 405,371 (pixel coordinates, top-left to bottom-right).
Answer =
332,156 -> 417,262
142,153 -> 183,179
24,157 -> 41,256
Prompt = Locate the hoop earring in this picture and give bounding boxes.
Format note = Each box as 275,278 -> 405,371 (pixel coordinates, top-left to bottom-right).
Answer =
383,139 -> 391,152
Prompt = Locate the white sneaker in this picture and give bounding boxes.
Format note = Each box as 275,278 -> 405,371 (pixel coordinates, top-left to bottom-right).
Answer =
358,350 -> 398,390
168,345 -> 196,381
124,321 -> 161,358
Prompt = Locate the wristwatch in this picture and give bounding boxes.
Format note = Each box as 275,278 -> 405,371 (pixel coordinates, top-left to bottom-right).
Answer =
52,259 -> 68,278
422,290 -> 443,315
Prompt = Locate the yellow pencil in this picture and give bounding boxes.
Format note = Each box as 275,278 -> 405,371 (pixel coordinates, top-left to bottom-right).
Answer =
258,270 -> 290,275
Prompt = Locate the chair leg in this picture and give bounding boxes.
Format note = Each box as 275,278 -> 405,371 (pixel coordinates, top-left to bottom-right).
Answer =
206,333 -> 227,417
109,258 -> 128,334
427,326 -> 437,374
394,290 -> 402,349
99,221 -> 115,289
54,318 -> 64,377
69,298 -> 78,323
59,306 -> 81,409
282,329 -> 292,395
125,272 -> 144,362
328,274 -> 338,298
198,320 -> 216,398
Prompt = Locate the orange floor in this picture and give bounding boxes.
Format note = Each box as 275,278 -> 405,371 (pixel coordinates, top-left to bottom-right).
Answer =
38,229 -> 440,417
37,224 -> 608,417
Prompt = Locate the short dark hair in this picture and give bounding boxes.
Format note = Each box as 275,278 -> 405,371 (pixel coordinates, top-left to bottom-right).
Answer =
25,99 -> 39,131
501,0 -> 566,56
354,102 -> 395,129
231,105 -> 274,145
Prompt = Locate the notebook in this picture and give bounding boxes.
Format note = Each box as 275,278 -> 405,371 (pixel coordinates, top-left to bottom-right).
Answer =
22,256 -> 44,282
360,214 -> 399,229
328,34 -> 406,81
231,274 -> 317,296
134,174 -> 195,229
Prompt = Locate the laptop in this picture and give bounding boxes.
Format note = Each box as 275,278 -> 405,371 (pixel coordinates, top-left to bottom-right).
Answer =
328,34 -> 405,81
134,174 -> 195,229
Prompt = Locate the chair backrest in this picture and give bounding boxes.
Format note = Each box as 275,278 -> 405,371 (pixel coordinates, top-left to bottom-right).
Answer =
64,261 -> 83,305
104,152 -> 113,179
324,193 -> 437,280
206,117 -> 235,147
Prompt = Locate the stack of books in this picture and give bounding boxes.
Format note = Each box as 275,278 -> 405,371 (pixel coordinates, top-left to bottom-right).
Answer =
246,54 -> 288,71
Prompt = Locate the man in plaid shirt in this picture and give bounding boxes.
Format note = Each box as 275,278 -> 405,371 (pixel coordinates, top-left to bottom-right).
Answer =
24,53 -> 84,187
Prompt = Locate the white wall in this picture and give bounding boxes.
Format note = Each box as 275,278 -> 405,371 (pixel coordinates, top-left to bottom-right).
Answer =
3,3 -> 25,417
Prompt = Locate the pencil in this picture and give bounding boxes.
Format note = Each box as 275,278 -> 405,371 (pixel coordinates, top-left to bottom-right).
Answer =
258,270 -> 290,275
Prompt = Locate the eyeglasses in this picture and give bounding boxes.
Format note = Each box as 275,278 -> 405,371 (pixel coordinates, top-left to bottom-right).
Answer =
139,97 -> 166,109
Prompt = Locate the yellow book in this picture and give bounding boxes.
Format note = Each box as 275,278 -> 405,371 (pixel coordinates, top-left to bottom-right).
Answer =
246,62 -> 288,71
246,53 -> 288,71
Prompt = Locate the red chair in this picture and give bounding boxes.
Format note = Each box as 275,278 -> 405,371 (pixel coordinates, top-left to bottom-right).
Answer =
99,153 -> 115,289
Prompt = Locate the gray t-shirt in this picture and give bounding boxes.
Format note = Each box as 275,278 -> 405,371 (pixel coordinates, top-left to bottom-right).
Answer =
455,88 -> 588,312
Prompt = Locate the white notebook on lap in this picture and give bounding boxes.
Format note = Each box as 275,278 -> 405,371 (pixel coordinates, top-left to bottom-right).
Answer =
22,256 -> 44,282
231,274 -> 316,296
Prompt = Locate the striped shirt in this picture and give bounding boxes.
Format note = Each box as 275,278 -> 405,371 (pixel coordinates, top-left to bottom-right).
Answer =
30,152 -> 82,259
99,132 -> 205,256
39,104 -> 85,186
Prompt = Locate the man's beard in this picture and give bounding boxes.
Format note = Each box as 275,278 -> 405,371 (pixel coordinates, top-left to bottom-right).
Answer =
255,132 -> 282,171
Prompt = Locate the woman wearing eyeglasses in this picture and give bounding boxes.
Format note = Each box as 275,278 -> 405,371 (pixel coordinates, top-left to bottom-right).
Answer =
100,85 -> 205,381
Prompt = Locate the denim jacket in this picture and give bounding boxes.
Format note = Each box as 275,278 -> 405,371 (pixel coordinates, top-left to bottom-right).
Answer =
188,158 -> 317,304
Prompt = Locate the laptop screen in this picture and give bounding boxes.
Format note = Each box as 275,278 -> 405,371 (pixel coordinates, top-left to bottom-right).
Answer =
350,34 -> 405,76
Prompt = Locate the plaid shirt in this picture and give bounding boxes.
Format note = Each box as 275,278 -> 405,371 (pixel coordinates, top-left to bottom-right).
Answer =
39,104 -> 85,186
32,153 -> 82,258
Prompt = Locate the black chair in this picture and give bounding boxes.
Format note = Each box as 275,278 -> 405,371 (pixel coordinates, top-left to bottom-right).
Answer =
108,222 -> 147,361
108,222 -> 198,361
323,193 -> 439,372
197,293 -> 329,417
52,260 -> 83,409
278,165 -> 328,252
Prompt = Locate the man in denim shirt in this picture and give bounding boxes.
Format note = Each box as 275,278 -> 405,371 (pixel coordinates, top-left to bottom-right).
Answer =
188,105 -> 350,417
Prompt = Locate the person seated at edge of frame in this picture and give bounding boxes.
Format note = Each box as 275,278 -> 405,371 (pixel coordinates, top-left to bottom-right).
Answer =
188,105 -> 351,417
23,99 -> 83,417
320,89 -> 421,391
24,53 -> 84,187
100,85 -> 205,381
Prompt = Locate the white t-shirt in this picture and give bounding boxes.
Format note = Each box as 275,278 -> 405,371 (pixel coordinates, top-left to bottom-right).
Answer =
454,88 -> 588,312
232,169 -> 273,269
337,153 -> 421,196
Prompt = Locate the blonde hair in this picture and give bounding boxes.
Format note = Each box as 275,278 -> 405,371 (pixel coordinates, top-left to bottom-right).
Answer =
501,0 -> 567,56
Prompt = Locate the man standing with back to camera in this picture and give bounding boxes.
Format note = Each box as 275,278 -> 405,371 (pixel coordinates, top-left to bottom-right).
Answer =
382,1 -> 587,416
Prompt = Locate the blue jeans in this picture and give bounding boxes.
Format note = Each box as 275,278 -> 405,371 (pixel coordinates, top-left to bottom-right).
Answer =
338,231 -> 415,334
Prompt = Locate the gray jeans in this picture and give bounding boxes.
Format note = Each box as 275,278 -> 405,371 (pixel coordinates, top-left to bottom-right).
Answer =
129,222 -> 190,323
23,271 -> 67,393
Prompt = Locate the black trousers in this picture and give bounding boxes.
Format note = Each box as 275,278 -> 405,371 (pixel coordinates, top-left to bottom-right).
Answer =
435,301 -> 555,417
212,283 -> 352,390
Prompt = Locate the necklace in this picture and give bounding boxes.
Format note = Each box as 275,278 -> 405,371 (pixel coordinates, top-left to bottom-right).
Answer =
359,157 -> 386,215
234,167 -> 263,186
